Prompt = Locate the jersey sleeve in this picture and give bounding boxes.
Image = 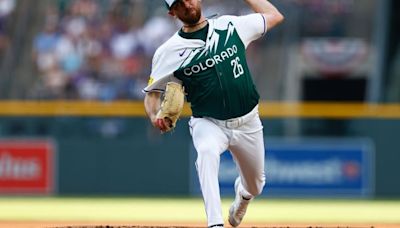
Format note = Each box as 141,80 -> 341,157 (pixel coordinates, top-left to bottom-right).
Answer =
232,13 -> 267,48
143,45 -> 182,93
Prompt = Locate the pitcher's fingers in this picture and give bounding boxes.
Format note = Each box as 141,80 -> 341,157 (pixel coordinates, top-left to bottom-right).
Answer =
156,118 -> 168,132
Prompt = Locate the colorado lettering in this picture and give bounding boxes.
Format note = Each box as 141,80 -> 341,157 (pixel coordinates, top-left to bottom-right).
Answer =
184,45 -> 238,76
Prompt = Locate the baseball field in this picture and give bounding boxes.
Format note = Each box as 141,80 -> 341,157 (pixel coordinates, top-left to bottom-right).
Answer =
0,197 -> 399,228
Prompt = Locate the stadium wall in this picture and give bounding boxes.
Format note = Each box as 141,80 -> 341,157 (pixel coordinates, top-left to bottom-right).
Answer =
0,102 -> 399,197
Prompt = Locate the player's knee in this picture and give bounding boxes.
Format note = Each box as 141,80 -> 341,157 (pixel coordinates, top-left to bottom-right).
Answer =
256,175 -> 266,196
247,176 -> 265,197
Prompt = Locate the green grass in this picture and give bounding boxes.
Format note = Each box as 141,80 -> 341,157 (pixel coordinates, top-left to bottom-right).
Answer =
0,197 -> 399,223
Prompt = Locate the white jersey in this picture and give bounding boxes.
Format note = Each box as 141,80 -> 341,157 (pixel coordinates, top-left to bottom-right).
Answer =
143,13 -> 267,93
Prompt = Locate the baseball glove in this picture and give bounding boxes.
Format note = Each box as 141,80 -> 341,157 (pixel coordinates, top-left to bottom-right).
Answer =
156,82 -> 185,132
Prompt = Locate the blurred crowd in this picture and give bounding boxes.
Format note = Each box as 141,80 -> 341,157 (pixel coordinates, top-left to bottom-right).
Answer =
31,0 -> 261,100
291,0 -> 355,37
32,0 -> 177,100
30,0 -> 359,100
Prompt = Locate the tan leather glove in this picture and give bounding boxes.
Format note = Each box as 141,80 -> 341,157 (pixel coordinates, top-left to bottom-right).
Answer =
155,82 -> 184,132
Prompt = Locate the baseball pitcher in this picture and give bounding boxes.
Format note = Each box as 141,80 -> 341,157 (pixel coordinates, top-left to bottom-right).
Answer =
144,0 -> 284,227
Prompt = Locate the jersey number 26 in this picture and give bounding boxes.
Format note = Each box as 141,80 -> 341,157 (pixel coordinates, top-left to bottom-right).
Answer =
231,57 -> 244,78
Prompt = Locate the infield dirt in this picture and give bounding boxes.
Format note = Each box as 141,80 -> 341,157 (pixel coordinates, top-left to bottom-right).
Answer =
0,221 -> 399,228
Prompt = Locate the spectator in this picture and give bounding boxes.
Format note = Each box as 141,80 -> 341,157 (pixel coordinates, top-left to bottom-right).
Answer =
0,0 -> 15,51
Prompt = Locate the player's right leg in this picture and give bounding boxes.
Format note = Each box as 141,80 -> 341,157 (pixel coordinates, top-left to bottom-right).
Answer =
189,117 -> 229,227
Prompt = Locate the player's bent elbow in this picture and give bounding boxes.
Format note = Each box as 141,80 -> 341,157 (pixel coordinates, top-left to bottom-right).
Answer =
276,11 -> 284,24
266,11 -> 284,29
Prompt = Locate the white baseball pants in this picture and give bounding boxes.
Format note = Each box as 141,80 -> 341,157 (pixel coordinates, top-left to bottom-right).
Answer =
189,105 -> 266,226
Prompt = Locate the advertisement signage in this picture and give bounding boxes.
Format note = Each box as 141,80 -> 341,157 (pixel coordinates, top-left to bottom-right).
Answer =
190,138 -> 374,198
0,140 -> 55,194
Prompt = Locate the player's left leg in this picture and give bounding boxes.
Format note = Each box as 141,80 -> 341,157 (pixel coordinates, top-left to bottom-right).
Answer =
227,116 -> 265,226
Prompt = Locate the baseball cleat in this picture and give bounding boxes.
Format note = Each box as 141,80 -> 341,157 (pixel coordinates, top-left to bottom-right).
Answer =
228,177 -> 252,227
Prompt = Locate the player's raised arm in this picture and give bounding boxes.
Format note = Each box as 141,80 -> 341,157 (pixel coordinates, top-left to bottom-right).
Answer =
244,0 -> 284,30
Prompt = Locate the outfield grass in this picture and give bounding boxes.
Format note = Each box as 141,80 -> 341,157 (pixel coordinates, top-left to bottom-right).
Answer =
0,197 -> 399,223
